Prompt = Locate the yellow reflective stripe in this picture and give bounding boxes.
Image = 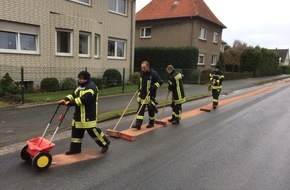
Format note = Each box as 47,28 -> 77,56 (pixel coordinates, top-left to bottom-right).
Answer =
154,82 -> 160,88
212,85 -> 222,89
73,120 -> 97,128
136,115 -> 144,120
168,80 -> 172,85
92,128 -> 107,145
149,116 -> 156,120
174,97 -> 186,104
78,90 -> 86,123
71,138 -> 82,143
147,80 -> 150,92
85,89 -> 94,95
96,94 -> 98,122
75,97 -> 82,106
213,99 -> 218,102
66,95 -> 74,100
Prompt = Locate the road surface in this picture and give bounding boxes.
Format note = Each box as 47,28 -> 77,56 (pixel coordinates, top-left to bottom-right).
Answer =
0,78 -> 290,190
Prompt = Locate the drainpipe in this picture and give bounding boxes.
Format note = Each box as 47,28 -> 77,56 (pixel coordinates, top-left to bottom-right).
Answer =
190,16 -> 193,47
130,0 -> 136,74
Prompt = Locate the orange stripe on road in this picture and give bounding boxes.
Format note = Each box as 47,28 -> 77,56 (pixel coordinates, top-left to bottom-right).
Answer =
51,149 -> 104,167
118,80 -> 290,139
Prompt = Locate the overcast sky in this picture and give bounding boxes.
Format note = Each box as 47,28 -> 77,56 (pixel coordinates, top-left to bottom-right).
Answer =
136,0 -> 290,49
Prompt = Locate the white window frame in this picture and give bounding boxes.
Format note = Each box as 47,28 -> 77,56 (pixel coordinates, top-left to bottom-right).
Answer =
213,32 -> 219,44
70,0 -> 91,6
140,27 -> 151,38
211,54 -> 218,65
55,29 -> 73,56
79,31 -> 90,57
198,53 -> 205,65
107,38 -> 126,59
199,27 -> 207,40
94,34 -> 100,58
109,0 -> 127,15
0,31 -> 39,54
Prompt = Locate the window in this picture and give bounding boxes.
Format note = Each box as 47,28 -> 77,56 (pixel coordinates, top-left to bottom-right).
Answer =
70,0 -> 91,6
211,54 -> 218,65
0,31 -> 38,53
109,0 -> 126,15
199,27 -> 207,40
94,34 -> 100,58
198,54 -> 205,65
56,29 -> 73,56
79,32 -> 90,57
108,38 -> 126,59
140,27 -> 151,38
213,32 -> 219,43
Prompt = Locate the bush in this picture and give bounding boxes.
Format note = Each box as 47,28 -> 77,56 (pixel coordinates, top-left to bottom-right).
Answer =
102,69 -> 122,87
128,72 -> 140,85
0,87 -> 5,97
41,77 -> 60,92
0,73 -> 18,94
61,77 -> 77,90
91,77 -> 103,89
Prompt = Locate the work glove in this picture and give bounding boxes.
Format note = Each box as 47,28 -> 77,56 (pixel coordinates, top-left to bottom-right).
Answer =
208,85 -> 212,91
58,99 -> 67,105
149,85 -> 157,92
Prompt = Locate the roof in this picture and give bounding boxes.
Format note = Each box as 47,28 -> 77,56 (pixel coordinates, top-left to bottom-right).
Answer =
270,49 -> 289,63
136,0 -> 226,28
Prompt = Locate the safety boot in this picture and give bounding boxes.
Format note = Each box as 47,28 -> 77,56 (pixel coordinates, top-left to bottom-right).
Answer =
172,118 -> 180,124
132,119 -> 142,130
101,141 -> 111,153
65,142 -> 81,155
146,120 -> 155,128
168,115 -> 175,122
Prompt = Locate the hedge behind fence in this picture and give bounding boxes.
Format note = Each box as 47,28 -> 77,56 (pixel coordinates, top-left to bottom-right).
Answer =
134,47 -> 199,82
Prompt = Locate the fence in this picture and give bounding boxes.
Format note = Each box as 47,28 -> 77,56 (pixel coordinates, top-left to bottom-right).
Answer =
0,64 -> 131,89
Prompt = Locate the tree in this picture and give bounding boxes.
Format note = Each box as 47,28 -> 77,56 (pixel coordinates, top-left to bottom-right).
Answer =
223,40 -> 248,72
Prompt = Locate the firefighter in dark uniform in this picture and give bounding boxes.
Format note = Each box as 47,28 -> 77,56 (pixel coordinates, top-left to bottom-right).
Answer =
58,71 -> 110,155
166,65 -> 186,124
209,65 -> 224,109
132,61 -> 163,130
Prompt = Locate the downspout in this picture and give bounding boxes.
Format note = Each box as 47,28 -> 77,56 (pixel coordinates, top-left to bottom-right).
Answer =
190,16 -> 193,47
130,0 -> 136,74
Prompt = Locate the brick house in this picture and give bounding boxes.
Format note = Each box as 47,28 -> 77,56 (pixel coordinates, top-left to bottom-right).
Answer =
0,0 -> 136,88
270,49 -> 289,66
135,0 -> 226,70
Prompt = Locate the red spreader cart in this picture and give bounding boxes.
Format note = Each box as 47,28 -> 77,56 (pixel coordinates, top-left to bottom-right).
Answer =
20,104 -> 69,171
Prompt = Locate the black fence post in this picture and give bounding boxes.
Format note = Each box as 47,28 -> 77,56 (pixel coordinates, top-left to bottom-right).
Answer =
122,68 -> 125,93
85,67 -> 87,72
21,66 -> 24,104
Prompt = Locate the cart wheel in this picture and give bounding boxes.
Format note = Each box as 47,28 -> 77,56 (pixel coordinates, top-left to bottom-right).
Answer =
20,145 -> 32,161
32,152 -> 52,171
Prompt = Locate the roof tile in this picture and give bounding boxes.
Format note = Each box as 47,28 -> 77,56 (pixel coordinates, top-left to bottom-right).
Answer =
136,0 -> 226,28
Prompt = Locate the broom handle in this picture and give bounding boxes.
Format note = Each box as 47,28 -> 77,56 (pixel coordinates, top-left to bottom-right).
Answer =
160,91 -> 170,119
112,89 -> 139,131
127,92 -> 150,131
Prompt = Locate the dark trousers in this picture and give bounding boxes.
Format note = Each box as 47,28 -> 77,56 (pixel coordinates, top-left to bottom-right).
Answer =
212,89 -> 221,106
171,103 -> 182,119
69,126 -> 109,151
135,103 -> 156,126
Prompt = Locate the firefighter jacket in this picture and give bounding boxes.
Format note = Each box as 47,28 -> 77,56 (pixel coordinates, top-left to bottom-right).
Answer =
209,70 -> 224,90
65,80 -> 98,129
137,68 -> 163,104
168,70 -> 186,104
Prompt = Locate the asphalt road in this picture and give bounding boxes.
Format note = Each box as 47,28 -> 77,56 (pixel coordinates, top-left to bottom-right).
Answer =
0,75 -> 289,147
0,78 -> 290,190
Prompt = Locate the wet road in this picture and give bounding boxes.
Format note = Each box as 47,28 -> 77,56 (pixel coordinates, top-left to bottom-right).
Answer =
0,79 -> 290,190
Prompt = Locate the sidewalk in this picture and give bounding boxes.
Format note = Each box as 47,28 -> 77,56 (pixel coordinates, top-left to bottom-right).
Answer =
0,75 -> 289,147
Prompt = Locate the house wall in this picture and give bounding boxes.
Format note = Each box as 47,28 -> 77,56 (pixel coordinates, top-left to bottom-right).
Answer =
135,17 -> 223,70
0,0 -> 135,87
